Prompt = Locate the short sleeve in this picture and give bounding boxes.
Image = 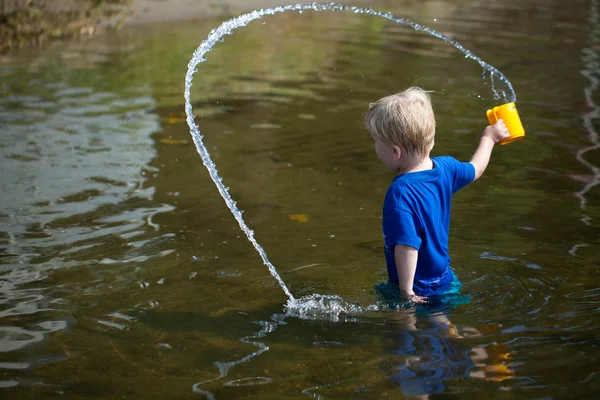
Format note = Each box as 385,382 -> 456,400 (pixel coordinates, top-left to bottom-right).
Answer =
383,207 -> 422,250
448,157 -> 476,193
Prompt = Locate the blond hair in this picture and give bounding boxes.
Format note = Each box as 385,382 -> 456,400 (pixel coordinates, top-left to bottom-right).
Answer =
364,87 -> 436,156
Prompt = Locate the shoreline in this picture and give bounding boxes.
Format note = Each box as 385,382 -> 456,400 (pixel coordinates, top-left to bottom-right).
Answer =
116,0 -> 378,24
0,0 -> 128,53
0,0 -> 378,53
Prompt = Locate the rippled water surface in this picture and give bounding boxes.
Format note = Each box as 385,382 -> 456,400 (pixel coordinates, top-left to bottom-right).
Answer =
1,0 -> 599,398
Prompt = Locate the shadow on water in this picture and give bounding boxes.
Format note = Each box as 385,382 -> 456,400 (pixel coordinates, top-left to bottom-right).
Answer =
1,0 -> 599,398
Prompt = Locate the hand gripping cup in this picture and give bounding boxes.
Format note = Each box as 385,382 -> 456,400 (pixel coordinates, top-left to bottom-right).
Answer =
486,102 -> 525,145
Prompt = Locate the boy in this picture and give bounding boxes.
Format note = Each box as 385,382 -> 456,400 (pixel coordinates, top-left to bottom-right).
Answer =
364,87 -> 510,302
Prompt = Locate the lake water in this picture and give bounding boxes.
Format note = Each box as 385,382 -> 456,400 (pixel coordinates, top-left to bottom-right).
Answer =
1,0 -> 599,398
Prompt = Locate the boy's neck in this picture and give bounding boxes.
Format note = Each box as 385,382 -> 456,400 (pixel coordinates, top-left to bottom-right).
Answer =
397,154 -> 433,174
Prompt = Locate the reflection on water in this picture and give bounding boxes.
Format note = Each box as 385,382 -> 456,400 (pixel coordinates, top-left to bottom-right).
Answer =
0,0 -> 599,398
575,0 -> 600,256
0,47 -> 173,389
193,314 -> 281,399
381,312 -> 514,397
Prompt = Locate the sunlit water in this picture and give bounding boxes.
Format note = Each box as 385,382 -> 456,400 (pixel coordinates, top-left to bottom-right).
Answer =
1,0 -> 599,398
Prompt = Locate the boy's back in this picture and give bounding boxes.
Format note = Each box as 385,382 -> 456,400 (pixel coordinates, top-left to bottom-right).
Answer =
382,156 -> 474,296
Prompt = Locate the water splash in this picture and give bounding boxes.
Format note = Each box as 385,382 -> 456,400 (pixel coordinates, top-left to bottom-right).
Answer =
184,2 -> 517,304
285,294 -> 379,321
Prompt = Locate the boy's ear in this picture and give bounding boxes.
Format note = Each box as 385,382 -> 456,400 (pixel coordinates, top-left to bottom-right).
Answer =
391,145 -> 402,160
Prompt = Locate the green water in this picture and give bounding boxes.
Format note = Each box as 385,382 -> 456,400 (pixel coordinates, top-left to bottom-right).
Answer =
1,0 -> 599,398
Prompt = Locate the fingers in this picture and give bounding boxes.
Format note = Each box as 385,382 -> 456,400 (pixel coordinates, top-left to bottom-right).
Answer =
493,119 -> 510,140
410,294 -> 427,304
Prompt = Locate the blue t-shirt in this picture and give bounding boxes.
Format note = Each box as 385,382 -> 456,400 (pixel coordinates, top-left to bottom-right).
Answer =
382,156 -> 475,296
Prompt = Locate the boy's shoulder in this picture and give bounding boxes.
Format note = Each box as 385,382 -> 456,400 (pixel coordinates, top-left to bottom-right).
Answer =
432,155 -> 460,167
433,155 -> 476,192
433,155 -> 474,176
383,155 -> 474,211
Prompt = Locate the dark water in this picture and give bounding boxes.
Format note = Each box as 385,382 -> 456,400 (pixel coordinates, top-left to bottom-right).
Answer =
1,0 -> 599,398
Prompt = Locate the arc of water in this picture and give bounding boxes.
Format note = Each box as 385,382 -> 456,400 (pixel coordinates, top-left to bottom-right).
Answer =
184,2 -> 517,302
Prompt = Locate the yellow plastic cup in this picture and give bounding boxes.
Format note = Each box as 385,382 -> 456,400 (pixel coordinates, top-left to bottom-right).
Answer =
486,102 -> 525,145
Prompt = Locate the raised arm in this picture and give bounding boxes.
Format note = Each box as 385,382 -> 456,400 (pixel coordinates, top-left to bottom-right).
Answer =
470,119 -> 510,180
394,244 -> 425,303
